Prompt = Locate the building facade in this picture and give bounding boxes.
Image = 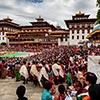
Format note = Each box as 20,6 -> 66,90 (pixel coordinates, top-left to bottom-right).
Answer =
0,17 -> 21,45
6,16 -> 69,46
65,11 -> 97,46
87,24 -> 100,46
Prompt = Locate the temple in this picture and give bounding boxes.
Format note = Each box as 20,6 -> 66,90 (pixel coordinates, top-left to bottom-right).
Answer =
65,11 -> 97,45
0,12 -> 98,46
6,16 -> 69,46
0,17 -> 21,45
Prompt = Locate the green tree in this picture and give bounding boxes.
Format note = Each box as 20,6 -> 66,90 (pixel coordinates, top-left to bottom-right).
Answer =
97,0 -> 100,7
97,9 -> 100,24
97,0 -> 100,23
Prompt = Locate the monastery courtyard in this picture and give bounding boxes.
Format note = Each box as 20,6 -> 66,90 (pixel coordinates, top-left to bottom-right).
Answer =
0,78 -> 43,100
0,78 -> 78,100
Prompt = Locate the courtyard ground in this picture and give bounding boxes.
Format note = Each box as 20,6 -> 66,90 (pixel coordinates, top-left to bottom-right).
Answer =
0,78 -> 43,100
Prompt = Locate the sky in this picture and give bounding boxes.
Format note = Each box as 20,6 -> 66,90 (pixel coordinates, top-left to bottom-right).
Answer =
0,0 -> 98,29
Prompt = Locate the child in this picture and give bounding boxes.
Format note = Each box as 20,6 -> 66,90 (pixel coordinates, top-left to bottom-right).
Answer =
16,85 -> 28,100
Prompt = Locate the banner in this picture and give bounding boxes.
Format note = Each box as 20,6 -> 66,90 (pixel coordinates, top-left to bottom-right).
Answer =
88,56 -> 100,83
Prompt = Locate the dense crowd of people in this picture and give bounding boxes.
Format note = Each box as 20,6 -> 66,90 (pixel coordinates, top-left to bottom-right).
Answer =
0,44 -> 100,100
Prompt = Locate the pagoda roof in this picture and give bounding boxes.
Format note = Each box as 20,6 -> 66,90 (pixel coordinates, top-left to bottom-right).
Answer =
30,21 -> 55,28
21,22 -> 56,31
65,18 -> 97,28
74,11 -> 90,17
0,19 -> 20,28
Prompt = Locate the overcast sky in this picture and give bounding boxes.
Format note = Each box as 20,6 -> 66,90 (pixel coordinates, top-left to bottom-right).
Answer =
0,0 -> 98,29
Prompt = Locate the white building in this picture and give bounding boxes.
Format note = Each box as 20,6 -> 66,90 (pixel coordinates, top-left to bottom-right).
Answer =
0,17 -> 20,45
65,11 -> 97,46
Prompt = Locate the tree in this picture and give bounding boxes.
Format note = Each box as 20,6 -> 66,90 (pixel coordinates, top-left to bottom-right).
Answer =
97,0 -> 100,7
97,0 -> 100,24
97,9 -> 100,24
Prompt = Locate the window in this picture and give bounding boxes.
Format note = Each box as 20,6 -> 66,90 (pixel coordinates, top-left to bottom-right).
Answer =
72,36 -> 74,39
82,36 -> 84,39
72,30 -> 74,34
61,38 -> 63,41
88,30 -> 90,33
77,36 -> 79,39
3,37 -> 4,40
82,30 -> 84,33
65,38 -> 67,41
77,30 -> 79,34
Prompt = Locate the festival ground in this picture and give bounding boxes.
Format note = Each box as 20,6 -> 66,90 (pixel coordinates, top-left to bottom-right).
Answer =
0,78 -> 43,100
0,78 -> 77,100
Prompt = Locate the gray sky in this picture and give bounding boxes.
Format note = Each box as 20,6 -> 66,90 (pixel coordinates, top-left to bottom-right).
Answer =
0,0 -> 98,29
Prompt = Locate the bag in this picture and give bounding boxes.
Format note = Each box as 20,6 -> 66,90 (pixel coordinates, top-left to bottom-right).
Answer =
65,92 -> 72,100
64,96 -> 72,100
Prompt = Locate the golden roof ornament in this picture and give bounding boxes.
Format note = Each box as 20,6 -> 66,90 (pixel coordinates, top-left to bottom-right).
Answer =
36,16 -> 44,22
76,11 -> 84,15
3,16 -> 13,22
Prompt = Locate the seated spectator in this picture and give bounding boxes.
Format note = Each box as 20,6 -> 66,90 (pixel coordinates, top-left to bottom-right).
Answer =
84,72 -> 97,90
57,84 -> 66,100
83,83 -> 100,100
88,83 -> 100,100
41,81 -> 54,100
73,81 -> 88,100
16,85 -> 28,100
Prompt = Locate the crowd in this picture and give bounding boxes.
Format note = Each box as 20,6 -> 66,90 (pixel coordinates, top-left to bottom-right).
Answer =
0,44 -> 100,100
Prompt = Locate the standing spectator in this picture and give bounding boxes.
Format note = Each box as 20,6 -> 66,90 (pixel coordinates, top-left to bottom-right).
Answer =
20,61 -> 29,84
52,60 -> 64,85
14,64 -> 21,81
38,62 -> 49,87
30,60 -> 39,86
0,64 -> 2,78
1,60 -> 6,79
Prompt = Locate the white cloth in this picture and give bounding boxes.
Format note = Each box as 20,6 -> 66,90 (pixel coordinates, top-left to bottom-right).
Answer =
20,65 -> 29,79
64,96 -> 72,100
65,92 -> 73,100
52,63 -> 64,77
38,67 -> 49,87
30,64 -> 39,77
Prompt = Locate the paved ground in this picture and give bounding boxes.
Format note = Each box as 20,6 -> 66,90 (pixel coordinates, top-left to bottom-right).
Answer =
0,78 -> 43,100
0,78 -> 76,100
